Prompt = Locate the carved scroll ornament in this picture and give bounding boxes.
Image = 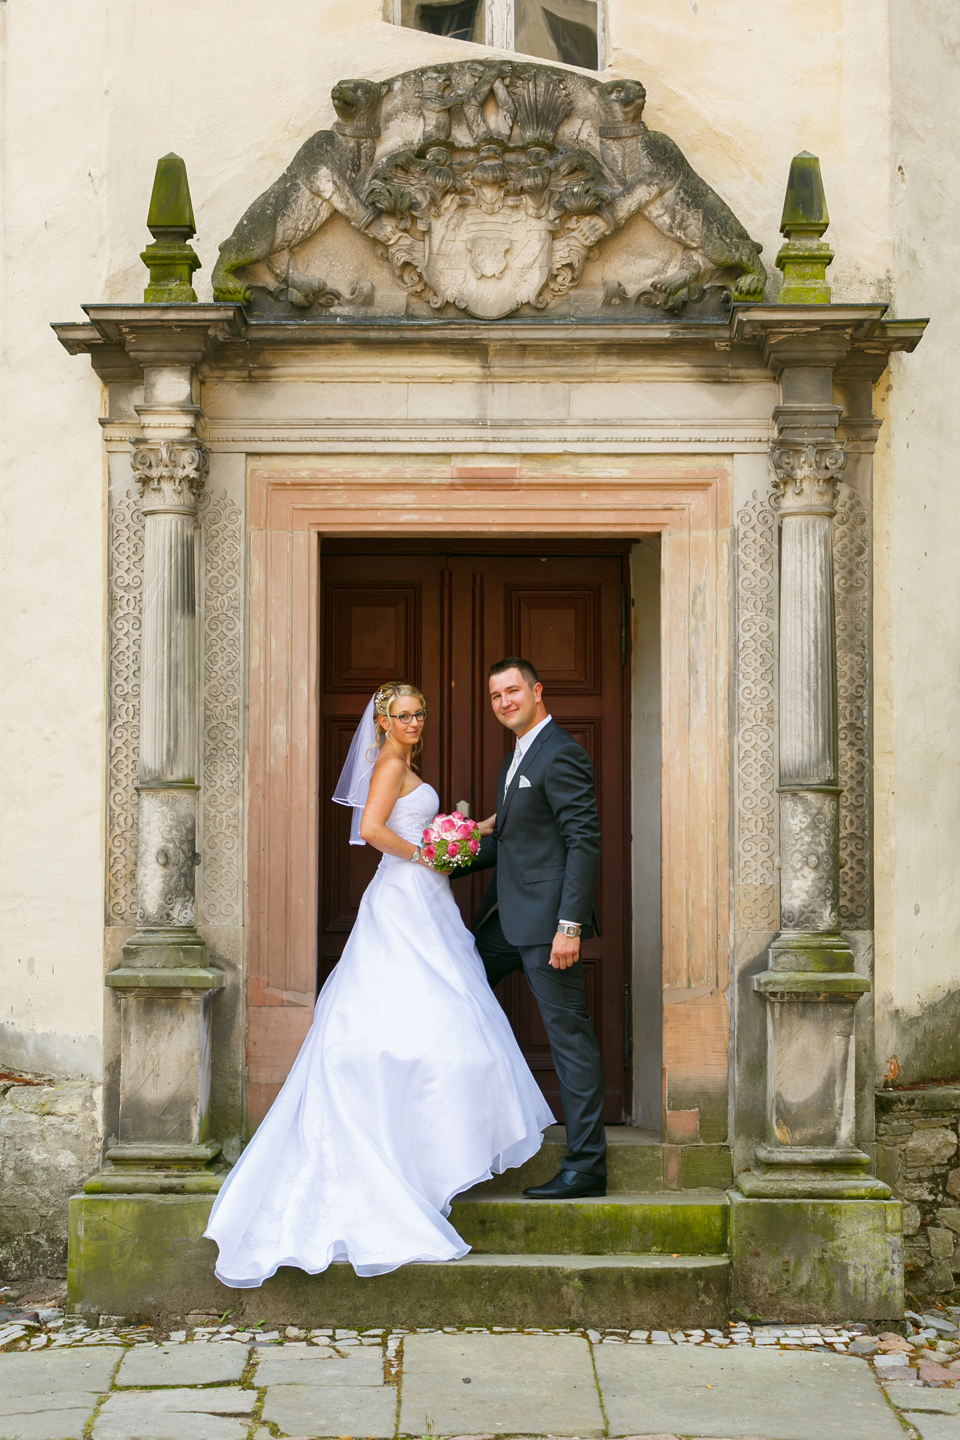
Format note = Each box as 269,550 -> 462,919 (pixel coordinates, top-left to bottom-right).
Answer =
212,61 -> 766,320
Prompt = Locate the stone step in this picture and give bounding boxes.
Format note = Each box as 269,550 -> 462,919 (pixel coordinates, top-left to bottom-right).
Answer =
471,1126 -> 733,1194
449,1191 -> 729,1255
242,1253 -> 732,1330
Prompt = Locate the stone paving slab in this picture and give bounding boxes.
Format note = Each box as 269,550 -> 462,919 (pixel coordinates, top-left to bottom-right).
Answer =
115,1340 -> 248,1386
92,1390 -> 252,1440
260,1381 -> 398,1437
0,1347 -> 124,1440
0,1345 -> 124,1396
254,1344 -> 382,1385
898,1388 -> 960,1413
900,1418 -> 960,1440
399,1331 -> 603,1438
592,1345 -> 904,1440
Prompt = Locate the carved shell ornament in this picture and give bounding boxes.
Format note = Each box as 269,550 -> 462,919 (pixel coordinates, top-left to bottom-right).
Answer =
211,60 -> 766,320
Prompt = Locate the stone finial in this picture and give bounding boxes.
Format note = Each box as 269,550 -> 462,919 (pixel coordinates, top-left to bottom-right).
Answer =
141,153 -> 201,303
776,152 -> 834,305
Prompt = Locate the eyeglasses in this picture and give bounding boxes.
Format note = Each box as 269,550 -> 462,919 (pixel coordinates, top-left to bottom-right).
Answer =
392,710 -> 427,724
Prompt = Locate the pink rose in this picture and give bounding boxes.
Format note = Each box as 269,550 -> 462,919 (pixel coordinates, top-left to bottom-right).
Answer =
423,844 -> 436,861
468,837 -> 480,855
439,815 -> 458,836
423,828 -> 431,841
446,840 -> 460,858
456,820 -> 474,839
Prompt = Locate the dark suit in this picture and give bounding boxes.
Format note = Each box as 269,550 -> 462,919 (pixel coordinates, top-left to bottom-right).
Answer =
464,719 -> 606,1177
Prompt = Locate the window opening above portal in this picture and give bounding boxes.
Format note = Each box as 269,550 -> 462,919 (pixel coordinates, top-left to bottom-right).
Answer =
389,0 -> 602,71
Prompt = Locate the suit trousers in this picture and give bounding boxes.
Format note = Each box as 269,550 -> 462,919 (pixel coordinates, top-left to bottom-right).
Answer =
474,913 -> 607,1177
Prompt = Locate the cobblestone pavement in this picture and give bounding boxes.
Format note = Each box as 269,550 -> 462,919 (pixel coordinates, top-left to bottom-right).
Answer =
3,1293 -> 960,1440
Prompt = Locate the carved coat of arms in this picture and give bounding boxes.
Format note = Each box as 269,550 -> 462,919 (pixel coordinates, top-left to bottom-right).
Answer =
212,62 -> 766,320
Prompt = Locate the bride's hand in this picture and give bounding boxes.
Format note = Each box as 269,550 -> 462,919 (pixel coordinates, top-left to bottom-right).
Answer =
477,814 -> 497,837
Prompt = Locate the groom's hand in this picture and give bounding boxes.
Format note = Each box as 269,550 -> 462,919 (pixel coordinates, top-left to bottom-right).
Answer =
550,931 -> 581,970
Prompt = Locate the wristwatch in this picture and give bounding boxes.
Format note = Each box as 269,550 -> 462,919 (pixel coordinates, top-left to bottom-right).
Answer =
409,845 -> 422,863
557,921 -> 581,938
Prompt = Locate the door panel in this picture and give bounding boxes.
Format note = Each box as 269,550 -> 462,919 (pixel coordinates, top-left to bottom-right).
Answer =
319,546 -> 630,1120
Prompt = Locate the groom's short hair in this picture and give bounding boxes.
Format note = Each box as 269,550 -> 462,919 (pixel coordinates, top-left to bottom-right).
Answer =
489,656 -> 540,686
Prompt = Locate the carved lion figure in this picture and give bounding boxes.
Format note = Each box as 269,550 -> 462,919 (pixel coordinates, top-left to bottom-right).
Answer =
599,78 -> 766,303
211,78 -> 388,305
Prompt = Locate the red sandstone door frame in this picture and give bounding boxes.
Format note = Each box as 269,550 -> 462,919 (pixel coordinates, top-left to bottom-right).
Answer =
245,455 -> 731,1139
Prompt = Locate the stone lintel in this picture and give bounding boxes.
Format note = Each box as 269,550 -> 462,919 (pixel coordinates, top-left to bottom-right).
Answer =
767,931 -> 856,973
84,1140 -> 225,1195
51,304 -> 925,388
106,1140 -> 222,1166
754,972 -> 870,999
876,1086 -> 960,1115
119,927 -> 210,972
736,1168 -> 894,1200
756,1143 -> 874,1170
106,965 -> 224,994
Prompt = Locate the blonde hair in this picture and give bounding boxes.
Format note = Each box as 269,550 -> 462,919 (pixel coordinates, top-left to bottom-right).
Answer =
373,681 -> 427,763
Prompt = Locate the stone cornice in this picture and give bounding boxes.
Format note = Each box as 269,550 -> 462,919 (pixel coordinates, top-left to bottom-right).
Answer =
53,302 -> 926,386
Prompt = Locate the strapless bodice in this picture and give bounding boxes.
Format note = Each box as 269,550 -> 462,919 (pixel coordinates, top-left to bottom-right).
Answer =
387,782 -> 439,846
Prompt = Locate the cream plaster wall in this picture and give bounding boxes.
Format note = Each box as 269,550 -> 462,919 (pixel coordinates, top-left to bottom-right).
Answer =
0,0 -> 949,1080
872,0 -> 960,1081
0,2 -> 108,1079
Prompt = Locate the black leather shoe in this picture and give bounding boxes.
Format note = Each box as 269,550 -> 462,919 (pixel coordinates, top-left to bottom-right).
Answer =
523,1168 -> 607,1199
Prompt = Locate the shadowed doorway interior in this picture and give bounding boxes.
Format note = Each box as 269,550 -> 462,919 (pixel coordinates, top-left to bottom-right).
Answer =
318,540 -> 632,1122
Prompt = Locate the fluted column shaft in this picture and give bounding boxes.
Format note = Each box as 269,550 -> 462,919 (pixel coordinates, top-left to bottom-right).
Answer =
773,440 -> 845,938
130,430 -> 207,932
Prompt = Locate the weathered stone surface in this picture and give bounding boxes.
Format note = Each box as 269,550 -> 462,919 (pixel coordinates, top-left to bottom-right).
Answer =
929,1227 -> 956,1259
904,1128 -> 957,1168
400,1332 -> 603,1438
212,61 -> 766,318
939,1208 -> 960,1233
593,1345 -> 904,1440
254,1346 -> 382,1386
94,1389 -> 252,1440
115,1341 -> 247,1387
729,1194 -> 903,1321
0,1347 -> 123,1440
904,1203 -> 922,1234
0,1079 -> 101,1277
261,1383 -> 396,1438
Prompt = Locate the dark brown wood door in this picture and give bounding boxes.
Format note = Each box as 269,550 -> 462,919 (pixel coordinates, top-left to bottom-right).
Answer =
319,545 -> 630,1121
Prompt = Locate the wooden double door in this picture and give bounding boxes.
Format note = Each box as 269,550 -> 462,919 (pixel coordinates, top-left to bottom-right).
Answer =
319,542 -> 631,1121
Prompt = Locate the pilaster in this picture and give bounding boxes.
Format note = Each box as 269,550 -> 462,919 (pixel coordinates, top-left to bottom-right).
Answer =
94,331 -> 224,1194
737,324 -> 888,1201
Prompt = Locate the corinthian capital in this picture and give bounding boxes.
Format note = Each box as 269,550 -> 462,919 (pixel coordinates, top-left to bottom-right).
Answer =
769,440 -> 846,515
132,440 -> 209,514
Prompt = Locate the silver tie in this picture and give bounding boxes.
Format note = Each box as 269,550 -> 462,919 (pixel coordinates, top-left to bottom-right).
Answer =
504,745 -> 522,799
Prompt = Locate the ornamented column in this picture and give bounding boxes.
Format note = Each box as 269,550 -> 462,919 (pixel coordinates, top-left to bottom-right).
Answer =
739,394 -> 888,1200
86,155 -> 224,1195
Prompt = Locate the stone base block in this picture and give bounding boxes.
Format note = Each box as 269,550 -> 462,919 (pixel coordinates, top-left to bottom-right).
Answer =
69,1194 -> 226,1320
728,1190 -> 903,1322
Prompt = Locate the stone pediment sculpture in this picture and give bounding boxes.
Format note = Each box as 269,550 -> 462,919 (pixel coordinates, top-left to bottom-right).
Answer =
212,61 -> 766,320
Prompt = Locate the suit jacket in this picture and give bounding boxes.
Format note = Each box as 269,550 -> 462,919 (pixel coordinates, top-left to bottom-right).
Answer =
466,720 -> 601,947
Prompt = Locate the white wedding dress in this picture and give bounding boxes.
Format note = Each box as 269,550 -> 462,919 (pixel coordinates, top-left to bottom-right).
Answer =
206,782 -> 553,1287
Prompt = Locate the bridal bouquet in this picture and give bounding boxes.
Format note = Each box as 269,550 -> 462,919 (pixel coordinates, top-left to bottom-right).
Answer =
422,813 -> 481,872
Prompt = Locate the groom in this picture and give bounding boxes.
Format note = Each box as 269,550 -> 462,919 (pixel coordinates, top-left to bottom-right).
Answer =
465,657 -> 607,1199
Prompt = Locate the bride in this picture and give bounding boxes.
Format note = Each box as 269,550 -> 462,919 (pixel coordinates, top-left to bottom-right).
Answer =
206,681 -> 553,1286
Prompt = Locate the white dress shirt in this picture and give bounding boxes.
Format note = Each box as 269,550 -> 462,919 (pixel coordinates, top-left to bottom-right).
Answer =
503,714 -> 553,797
